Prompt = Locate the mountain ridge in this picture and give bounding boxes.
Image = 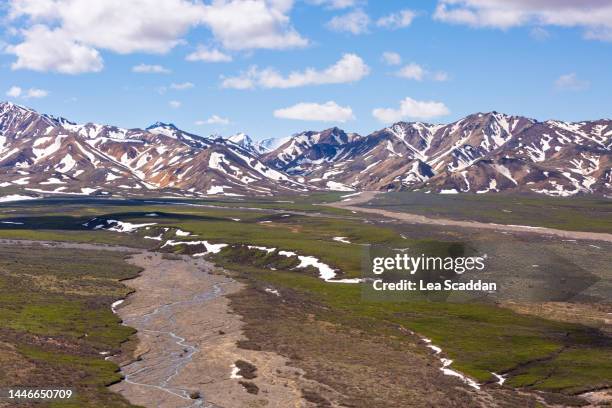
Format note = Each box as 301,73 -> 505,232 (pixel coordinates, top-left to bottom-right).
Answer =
0,101 -> 609,198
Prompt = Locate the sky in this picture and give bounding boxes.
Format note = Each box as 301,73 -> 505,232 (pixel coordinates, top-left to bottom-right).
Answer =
1,0 -> 611,140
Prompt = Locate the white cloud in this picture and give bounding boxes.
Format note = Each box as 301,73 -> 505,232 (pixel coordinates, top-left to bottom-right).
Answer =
170,82 -> 194,90
326,9 -> 370,34
222,53 -> 370,89
396,63 -> 426,81
5,85 -> 49,99
6,0 -> 309,73
8,0 -> 205,53
186,46 -> 232,62
433,0 -> 612,41
376,9 -> 416,29
307,0 -> 359,9
395,63 -> 449,82
381,51 -> 402,66
432,71 -> 449,81
274,101 -> 354,122
221,70 -> 258,90
6,86 -> 22,98
25,88 -> 49,98
555,73 -> 590,91
200,0 -> 308,50
6,25 -> 103,74
196,115 -> 230,125
132,64 -> 171,74
169,100 -> 181,108
372,97 -> 450,122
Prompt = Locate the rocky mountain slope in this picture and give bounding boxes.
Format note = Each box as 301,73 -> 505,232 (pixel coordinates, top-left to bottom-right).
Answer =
0,102 -> 306,197
262,112 -> 611,196
0,102 -> 609,198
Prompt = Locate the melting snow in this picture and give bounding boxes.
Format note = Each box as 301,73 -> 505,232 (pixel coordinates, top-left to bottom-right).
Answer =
492,372 -> 506,386
265,288 -> 281,297
230,364 -> 242,379
296,256 -> 336,280
111,299 -> 124,313
163,239 -> 228,254
0,194 -> 39,203
326,181 -> 355,191
248,245 -> 276,253
175,229 -> 192,237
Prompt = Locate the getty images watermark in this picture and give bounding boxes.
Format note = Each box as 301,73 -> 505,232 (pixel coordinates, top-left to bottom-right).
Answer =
361,245 -> 498,302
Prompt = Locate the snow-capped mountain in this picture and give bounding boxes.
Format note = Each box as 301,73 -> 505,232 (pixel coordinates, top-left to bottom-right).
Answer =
261,112 -> 611,196
0,102 -> 307,197
0,102 -> 609,198
225,133 -> 290,155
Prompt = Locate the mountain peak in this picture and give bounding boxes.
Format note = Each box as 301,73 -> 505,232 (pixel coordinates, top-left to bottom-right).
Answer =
146,121 -> 178,130
227,132 -> 253,146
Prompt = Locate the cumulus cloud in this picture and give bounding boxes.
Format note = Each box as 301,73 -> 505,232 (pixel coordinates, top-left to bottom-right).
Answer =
376,9 -> 417,29
196,115 -> 230,125
396,63 -> 426,81
186,46 -> 232,62
5,85 -> 49,99
372,97 -> 450,122
326,9 -> 370,34
169,100 -> 182,108
381,51 -> 402,65
433,0 -> 612,41
200,0 -> 308,50
274,101 -> 354,122
221,53 -> 370,89
6,0 -> 308,73
396,63 -> 448,82
555,73 -> 590,91
132,64 -> 171,74
6,25 -> 103,74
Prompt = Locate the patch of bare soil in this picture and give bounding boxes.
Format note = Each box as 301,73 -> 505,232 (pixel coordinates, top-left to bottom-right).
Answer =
110,252 -> 307,408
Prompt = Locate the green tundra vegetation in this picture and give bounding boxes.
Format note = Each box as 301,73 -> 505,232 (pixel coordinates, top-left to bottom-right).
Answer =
0,195 -> 609,404
365,191 -> 612,233
0,244 -> 141,407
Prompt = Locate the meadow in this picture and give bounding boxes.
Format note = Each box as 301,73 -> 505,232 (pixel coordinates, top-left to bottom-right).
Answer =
365,191 -> 612,233
0,195 -> 609,405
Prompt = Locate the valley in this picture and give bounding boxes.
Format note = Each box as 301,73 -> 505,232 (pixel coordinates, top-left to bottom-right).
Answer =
0,194 -> 609,407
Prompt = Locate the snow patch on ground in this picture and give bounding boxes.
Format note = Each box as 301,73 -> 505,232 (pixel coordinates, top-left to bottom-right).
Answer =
162,239 -> 228,254
248,245 -> 276,253
175,229 -> 192,237
0,194 -> 38,203
421,338 -> 480,390
230,364 -> 242,379
296,255 -> 337,280
111,299 -> 124,313
265,288 -> 281,297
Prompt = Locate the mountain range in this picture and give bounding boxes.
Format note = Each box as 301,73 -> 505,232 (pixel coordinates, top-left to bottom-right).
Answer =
0,101 -> 610,199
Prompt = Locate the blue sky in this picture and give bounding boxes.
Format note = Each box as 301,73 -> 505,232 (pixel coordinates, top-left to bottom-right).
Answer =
1,0 -> 611,139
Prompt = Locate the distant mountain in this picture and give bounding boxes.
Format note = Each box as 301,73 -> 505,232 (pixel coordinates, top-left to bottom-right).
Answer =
0,102 -> 609,198
0,102 -> 307,197
262,112 -> 611,196
225,133 -> 291,155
